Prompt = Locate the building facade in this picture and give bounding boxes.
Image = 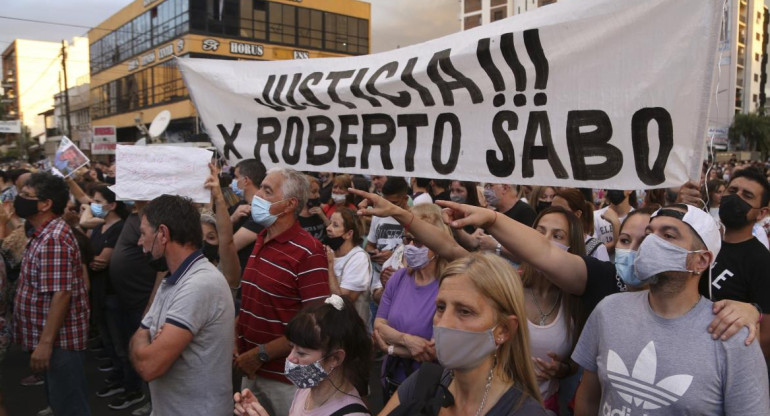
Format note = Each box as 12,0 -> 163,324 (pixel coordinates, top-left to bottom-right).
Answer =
89,0 -> 371,143
460,0 -> 557,30
1,38 -> 90,140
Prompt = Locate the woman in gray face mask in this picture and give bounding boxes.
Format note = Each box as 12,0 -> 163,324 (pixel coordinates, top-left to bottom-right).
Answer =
380,252 -> 547,416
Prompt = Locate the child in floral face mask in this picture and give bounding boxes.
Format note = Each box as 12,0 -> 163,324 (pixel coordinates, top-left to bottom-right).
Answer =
233,295 -> 372,416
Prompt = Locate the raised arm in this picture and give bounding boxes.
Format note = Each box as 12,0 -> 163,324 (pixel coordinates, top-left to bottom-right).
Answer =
436,200 -> 589,296
349,188 -> 468,261
205,163 -> 241,288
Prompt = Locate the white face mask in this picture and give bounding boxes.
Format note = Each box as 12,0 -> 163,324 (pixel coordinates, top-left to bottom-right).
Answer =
634,234 -> 703,282
331,194 -> 347,205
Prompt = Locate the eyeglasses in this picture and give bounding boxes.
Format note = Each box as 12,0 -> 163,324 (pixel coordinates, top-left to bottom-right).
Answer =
402,235 -> 424,247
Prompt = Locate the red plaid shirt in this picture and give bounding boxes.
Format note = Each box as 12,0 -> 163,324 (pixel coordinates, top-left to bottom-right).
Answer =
13,217 -> 89,351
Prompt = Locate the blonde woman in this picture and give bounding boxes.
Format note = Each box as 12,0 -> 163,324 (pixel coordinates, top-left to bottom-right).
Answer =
381,253 -> 546,415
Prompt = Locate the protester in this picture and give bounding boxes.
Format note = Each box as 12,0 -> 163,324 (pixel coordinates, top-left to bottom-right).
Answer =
13,172 -> 91,416
230,159 -> 267,271
299,175 -> 329,242
572,205 -> 770,414
482,183 -> 536,226
698,168 -> 770,360
106,198 -> 156,416
364,177 -> 410,287
593,189 -> 634,255
203,162 -> 242,289
521,207 -> 584,412
323,174 -> 357,218
530,186 -> 556,214
373,204 -> 449,400
234,295 -> 372,416
325,208 -> 372,324
552,188 -> 610,261
380,253 -> 547,415
704,179 -> 726,220
410,178 -> 433,205
130,194 -> 234,416
318,172 -> 334,202
235,167 -> 330,416
370,175 -> 387,196
84,186 -> 136,409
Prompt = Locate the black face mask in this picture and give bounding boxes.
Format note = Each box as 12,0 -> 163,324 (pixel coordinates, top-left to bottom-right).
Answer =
104,176 -> 116,185
202,241 -> 220,263
606,190 -> 626,206
536,200 -> 551,213
307,198 -> 321,208
719,193 -> 754,229
14,195 -> 39,219
324,235 -> 345,251
145,232 -> 169,272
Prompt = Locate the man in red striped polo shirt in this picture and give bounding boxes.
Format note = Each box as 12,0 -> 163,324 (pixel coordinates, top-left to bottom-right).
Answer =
234,167 -> 330,416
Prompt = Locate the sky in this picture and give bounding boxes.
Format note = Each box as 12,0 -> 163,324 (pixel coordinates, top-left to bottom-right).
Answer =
0,0 -> 460,53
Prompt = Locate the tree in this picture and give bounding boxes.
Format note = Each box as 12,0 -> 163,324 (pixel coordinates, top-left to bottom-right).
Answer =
729,112 -> 770,157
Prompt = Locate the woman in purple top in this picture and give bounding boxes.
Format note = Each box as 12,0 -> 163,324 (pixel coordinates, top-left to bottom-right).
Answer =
372,203 -> 452,401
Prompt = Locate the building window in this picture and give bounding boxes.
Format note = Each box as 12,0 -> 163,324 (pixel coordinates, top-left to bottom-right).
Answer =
757,33 -> 761,41
297,7 -> 323,49
269,2 -> 297,44
324,13 -> 368,54
464,14 -> 481,29
464,0 -> 482,13
756,53 -> 760,62
754,93 -> 758,102
491,7 -> 506,22
91,60 -> 187,119
90,0 -> 189,75
755,73 -> 759,82
491,0 -> 506,6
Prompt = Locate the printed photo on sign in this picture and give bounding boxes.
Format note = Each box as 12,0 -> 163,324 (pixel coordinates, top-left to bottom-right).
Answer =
54,137 -> 90,178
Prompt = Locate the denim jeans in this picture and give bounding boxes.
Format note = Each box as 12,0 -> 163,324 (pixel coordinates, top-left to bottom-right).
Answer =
45,347 -> 90,416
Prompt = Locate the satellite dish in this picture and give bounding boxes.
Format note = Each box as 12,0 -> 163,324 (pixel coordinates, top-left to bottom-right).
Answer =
148,110 -> 171,143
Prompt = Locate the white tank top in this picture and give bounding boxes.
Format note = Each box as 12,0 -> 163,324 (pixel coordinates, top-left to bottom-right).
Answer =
527,300 -> 573,399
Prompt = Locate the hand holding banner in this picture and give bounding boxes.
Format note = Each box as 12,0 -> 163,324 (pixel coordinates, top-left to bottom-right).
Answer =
111,145 -> 212,203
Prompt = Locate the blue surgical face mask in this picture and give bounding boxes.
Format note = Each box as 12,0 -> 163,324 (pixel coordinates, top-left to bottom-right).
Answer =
251,195 -> 280,227
90,202 -> 108,218
615,248 -> 640,286
231,179 -> 244,198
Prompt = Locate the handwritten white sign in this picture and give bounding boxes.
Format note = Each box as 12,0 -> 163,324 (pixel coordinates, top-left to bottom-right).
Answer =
111,145 -> 212,203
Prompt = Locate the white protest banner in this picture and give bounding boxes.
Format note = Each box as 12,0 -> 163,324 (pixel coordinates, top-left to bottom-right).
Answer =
111,145 -> 212,203
179,0 -> 721,189
53,137 -> 90,178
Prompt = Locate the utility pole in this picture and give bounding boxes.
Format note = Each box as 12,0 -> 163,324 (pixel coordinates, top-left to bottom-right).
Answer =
61,40 -> 72,139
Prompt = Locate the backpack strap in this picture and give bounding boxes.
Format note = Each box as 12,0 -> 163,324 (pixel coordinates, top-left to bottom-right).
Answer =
328,403 -> 371,416
585,237 -> 603,256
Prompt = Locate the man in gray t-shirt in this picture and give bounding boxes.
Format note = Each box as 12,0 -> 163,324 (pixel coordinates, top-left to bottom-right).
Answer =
130,195 -> 235,416
573,291 -> 768,415
572,204 -> 770,415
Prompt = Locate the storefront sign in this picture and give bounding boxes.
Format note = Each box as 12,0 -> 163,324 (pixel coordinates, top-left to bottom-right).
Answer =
92,125 -> 117,155
140,51 -> 156,66
128,58 -> 139,71
0,120 -> 21,134
230,41 -> 263,57
293,50 -> 309,59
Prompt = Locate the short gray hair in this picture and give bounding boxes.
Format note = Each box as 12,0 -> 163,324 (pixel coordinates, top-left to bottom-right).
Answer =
200,212 -> 217,230
266,167 -> 308,217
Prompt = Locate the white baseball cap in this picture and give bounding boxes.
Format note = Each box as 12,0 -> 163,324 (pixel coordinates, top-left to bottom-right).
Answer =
651,204 -> 722,264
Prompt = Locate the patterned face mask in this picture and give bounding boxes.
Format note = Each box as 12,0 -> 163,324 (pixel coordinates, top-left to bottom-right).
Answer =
284,358 -> 330,389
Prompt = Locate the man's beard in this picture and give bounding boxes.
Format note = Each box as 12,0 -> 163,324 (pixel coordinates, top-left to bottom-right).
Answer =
648,273 -> 688,297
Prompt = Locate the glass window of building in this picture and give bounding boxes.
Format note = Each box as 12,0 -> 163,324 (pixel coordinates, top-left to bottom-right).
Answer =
464,14 -> 482,29
297,7 -> 323,49
465,0 -> 482,13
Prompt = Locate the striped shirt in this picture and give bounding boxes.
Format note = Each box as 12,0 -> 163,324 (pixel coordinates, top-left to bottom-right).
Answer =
238,220 -> 329,382
13,217 -> 89,351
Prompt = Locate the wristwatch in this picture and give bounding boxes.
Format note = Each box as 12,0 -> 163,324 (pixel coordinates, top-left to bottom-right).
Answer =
387,345 -> 395,356
495,243 -> 502,256
257,344 -> 270,363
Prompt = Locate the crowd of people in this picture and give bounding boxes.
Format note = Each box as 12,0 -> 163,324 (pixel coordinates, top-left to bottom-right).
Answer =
0,153 -> 769,416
